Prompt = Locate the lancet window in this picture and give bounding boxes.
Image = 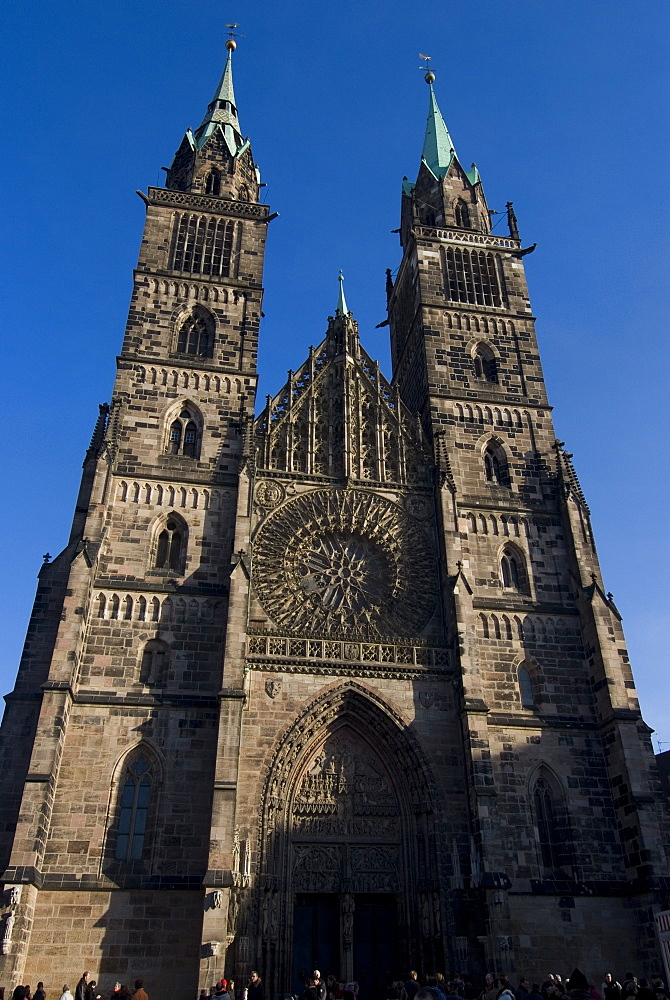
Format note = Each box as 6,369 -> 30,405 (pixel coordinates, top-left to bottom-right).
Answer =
454,199 -> 471,228
500,545 -> 529,593
532,771 -> 570,873
168,407 -> 201,459
484,442 -> 509,486
114,756 -> 154,861
175,310 -> 214,358
170,213 -> 241,278
473,342 -> 498,383
444,247 -> 506,307
204,169 -> 221,195
140,639 -> 169,686
155,517 -> 186,573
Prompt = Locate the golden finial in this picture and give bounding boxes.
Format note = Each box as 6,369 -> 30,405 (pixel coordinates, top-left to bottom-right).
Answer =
226,38 -> 237,51
419,53 -> 435,83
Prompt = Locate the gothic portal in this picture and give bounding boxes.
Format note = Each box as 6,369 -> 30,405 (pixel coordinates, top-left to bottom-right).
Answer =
1,41 -> 669,999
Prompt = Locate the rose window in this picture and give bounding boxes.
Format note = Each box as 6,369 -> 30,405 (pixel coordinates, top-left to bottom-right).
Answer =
252,488 -> 437,638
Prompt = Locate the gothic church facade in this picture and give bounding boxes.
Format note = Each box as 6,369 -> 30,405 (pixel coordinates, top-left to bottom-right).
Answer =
1,44 -> 668,996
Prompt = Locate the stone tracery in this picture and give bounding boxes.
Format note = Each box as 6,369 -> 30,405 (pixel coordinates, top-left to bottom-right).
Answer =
252,488 -> 438,638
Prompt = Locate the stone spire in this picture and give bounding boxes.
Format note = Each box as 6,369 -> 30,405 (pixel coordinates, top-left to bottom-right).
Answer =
421,77 -> 456,179
194,40 -> 243,151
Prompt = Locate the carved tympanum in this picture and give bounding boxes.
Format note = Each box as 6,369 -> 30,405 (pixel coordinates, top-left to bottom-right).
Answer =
252,488 -> 437,638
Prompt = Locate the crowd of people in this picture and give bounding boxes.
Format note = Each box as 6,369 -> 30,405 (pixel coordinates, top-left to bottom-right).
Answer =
8,972 -> 149,1000
5,967 -> 667,1000
287,968 -> 669,1000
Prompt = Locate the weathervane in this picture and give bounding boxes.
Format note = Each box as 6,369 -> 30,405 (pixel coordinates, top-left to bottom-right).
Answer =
225,22 -> 244,51
419,52 -> 435,84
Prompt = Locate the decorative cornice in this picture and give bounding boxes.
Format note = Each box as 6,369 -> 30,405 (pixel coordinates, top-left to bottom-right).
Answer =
413,225 -> 520,251
148,187 -> 269,220
472,597 -> 579,616
246,658 -> 450,681
246,634 -> 449,667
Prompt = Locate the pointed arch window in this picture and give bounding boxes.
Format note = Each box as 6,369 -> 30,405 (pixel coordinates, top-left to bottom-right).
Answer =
518,665 -> 535,707
175,311 -> 214,358
155,517 -> 186,573
168,407 -> 201,459
473,342 -> 498,383
501,545 -> 529,593
484,442 -> 509,486
443,247 -> 506,307
532,772 -> 570,873
455,199 -> 471,228
115,756 -> 154,861
140,639 -> 168,686
205,169 -> 221,195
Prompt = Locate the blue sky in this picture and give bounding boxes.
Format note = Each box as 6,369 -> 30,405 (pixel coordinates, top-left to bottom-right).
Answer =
1,1 -> 668,739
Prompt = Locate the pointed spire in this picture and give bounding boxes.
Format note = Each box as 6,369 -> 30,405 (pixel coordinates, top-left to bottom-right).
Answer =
422,75 -> 457,179
336,270 -> 348,315
194,40 -> 243,150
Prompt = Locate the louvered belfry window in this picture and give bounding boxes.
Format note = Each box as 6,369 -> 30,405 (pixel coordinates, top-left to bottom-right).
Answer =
170,213 -> 240,277
443,247 -> 506,307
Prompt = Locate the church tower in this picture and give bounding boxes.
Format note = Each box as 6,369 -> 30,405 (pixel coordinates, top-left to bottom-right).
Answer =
1,51 -> 668,996
386,70 -> 670,970
0,39 -> 272,994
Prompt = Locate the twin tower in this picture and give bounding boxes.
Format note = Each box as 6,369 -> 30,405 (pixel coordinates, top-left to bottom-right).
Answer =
1,42 -> 668,996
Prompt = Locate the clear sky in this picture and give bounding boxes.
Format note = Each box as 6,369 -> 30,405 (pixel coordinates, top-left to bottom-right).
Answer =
1,1 -> 668,739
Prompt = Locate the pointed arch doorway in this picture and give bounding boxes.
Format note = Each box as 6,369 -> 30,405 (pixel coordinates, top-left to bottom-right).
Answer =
258,685 -> 443,996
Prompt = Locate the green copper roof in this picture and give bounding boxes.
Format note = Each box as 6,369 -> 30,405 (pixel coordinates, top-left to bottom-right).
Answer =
194,47 -> 242,153
212,48 -> 237,108
466,163 -> 480,185
422,84 -> 456,179
336,271 -> 348,314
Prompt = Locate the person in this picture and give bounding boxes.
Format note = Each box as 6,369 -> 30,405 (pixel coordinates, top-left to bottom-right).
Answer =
622,984 -> 637,1000
110,984 -> 122,1000
498,982 -> 515,1000
602,978 -> 621,1000
199,992 -> 208,1000
301,979 -> 320,1000
480,975 -> 495,1000
312,973 -> 326,1000
11,989 -> 27,1000
213,983 -> 227,1000
517,981 -> 531,1000
34,984 -> 45,1000
131,981 -> 148,1000
75,976 -> 89,1000
59,988 -> 73,1000
118,989 -> 131,1000
638,982 -> 655,1000
528,985 -> 543,1000
247,973 -> 264,1000
85,981 -> 101,1000
567,971 -> 591,1000
228,981 -> 236,1000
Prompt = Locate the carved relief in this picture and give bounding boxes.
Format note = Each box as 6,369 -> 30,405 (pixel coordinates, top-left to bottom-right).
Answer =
265,678 -> 282,699
293,734 -> 396,825
255,480 -> 285,508
253,489 -> 438,638
286,731 -> 402,893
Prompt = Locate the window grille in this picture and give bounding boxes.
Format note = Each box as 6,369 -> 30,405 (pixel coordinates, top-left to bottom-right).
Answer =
170,213 -> 241,278
444,247 -> 506,307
